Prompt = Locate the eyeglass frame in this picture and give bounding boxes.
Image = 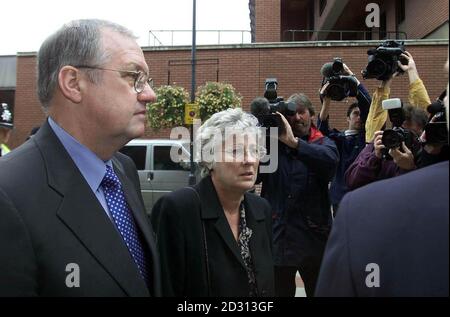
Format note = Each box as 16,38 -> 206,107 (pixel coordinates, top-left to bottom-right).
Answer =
73,65 -> 153,94
221,144 -> 266,161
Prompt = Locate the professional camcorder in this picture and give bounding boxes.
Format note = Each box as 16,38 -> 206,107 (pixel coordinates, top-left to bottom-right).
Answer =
425,91 -> 448,145
251,78 -> 297,131
381,98 -> 419,159
320,58 -> 358,101
362,40 -> 408,81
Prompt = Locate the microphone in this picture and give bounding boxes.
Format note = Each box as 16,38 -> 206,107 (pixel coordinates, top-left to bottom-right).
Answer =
320,62 -> 335,78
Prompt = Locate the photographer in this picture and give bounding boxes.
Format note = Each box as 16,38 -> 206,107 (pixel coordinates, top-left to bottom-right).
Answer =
256,94 -> 339,297
345,105 -> 429,190
418,93 -> 449,167
365,51 -> 431,143
317,63 -> 371,215
315,60 -> 449,297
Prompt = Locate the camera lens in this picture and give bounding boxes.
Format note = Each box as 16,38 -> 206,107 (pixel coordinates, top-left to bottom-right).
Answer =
382,130 -> 402,149
367,59 -> 387,78
327,83 -> 346,101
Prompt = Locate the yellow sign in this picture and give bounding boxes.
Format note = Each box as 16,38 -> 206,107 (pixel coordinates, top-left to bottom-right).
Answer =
184,103 -> 200,125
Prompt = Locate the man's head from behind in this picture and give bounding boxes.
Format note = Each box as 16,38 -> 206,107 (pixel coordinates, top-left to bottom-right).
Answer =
287,93 -> 315,138
37,19 -> 156,158
402,105 -> 428,136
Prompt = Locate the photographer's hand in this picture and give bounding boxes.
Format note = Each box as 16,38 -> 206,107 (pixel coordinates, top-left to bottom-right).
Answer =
319,83 -> 331,121
398,51 -> 420,84
276,112 -> 299,149
389,142 -> 416,170
373,131 -> 385,159
379,71 -> 398,90
343,64 -> 360,85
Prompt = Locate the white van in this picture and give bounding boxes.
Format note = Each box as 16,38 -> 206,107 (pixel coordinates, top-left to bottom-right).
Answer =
119,139 -> 197,214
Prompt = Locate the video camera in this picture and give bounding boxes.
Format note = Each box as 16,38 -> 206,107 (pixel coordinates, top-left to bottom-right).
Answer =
320,58 -> 358,101
425,91 -> 448,145
251,78 -> 297,131
381,98 -> 419,159
362,40 -> 408,81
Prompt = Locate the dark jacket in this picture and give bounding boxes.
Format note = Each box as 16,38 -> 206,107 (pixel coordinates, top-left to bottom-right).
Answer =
345,143 -> 409,190
316,161 -> 449,296
151,176 -> 274,297
317,83 -> 371,205
0,121 -> 161,296
257,129 -> 339,266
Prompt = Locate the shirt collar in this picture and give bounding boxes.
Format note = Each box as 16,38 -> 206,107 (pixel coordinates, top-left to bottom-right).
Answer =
48,117 -> 112,193
344,129 -> 359,137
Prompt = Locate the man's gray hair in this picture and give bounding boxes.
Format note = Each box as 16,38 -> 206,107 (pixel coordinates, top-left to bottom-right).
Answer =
195,108 -> 265,178
37,19 -> 137,108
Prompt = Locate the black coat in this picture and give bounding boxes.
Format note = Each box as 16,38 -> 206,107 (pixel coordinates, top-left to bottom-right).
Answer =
258,136 -> 339,266
0,121 -> 161,296
151,176 -> 275,297
316,161 -> 449,297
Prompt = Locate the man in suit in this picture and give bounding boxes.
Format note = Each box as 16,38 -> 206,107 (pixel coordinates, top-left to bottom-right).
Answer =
315,62 -> 449,297
0,19 -> 161,296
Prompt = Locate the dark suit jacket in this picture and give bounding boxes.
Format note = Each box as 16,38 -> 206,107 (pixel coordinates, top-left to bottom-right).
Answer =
316,161 -> 449,297
0,121 -> 161,296
151,176 -> 274,297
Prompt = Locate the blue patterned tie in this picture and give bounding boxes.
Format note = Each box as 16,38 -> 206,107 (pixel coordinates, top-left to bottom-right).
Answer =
101,165 -> 150,286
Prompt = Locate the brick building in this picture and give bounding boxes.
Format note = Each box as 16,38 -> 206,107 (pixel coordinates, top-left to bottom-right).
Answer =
3,0 -> 449,149
250,0 -> 449,42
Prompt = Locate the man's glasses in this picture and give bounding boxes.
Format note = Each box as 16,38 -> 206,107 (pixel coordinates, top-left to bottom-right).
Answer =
74,65 -> 153,94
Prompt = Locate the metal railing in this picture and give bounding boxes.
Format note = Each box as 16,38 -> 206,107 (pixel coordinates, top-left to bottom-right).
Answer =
149,30 -> 251,46
283,29 -> 408,41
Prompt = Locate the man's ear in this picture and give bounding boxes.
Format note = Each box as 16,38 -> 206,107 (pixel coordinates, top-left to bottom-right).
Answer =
58,66 -> 83,103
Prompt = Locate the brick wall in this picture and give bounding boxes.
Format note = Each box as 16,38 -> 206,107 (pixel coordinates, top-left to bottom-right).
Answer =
255,0 -> 281,42
404,0 -> 449,39
9,41 -> 448,149
12,56 -> 46,147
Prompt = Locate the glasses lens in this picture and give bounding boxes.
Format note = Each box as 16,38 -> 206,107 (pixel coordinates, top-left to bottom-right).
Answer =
148,78 -> 154,89
134,72 -> 145,93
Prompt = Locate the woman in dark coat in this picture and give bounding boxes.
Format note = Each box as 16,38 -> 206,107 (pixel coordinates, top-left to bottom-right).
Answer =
151,108 -> 274,297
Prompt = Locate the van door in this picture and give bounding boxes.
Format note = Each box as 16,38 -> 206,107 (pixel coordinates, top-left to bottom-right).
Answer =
150,144 -> 191,206
119,144 -> 153,214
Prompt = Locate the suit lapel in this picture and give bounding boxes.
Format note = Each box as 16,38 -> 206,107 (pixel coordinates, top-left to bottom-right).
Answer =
37,121 -> 149,296
196,177 -> 247,271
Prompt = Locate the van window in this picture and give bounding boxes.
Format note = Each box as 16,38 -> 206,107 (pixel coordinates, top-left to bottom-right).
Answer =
119,145 -> 147,170
153,146 -> 185,171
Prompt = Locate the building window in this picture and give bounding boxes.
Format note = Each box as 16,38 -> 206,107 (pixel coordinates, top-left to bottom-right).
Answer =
396,0 -> 406,25
319,0 -> 327,16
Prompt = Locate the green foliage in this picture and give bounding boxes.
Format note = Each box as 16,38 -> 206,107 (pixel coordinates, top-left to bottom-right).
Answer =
146,82 -> 242,130
196,82 -> 242,121
146,85 -> 190,131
